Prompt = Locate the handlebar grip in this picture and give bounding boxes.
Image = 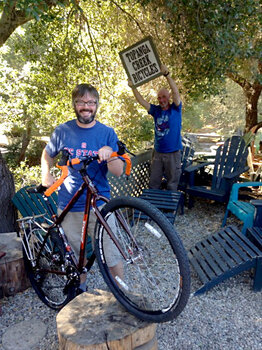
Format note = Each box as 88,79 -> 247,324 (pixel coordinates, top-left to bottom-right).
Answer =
111,152 -> 132,176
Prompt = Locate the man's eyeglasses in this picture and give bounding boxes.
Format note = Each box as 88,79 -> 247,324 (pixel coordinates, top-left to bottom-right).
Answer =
75,100 -> 97,106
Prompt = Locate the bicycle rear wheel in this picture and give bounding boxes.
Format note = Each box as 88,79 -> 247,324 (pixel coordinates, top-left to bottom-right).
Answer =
23,226 -> 76,309
95,197 -> 191,322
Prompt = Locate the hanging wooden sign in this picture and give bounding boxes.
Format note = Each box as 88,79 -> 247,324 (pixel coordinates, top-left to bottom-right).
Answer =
119,37 -> 162,87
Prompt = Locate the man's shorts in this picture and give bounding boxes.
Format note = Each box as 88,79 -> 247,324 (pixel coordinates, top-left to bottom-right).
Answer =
57,206 -> 121,267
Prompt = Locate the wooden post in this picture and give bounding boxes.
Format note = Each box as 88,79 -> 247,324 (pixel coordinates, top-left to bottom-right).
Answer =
0,151 -> 17,233
0,232 -> 30,298
56,289 -> 157,350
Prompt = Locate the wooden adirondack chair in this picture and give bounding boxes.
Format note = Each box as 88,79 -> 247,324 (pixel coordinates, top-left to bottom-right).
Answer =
189,199 -> 262,295
12,186 -> 93,258
178,136 -> 195,191
12,186 -> 58,222
222,181 -> 262,234
185,136 -> 249,208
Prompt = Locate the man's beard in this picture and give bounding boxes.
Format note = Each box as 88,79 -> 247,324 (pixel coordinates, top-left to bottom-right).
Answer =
75,108 -> 96,124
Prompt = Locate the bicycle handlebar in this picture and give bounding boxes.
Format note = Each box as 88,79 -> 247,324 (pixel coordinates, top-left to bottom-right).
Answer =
44,149 -> 132,197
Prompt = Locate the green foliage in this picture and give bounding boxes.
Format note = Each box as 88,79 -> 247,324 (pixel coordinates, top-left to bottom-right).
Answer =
2,0 -> 261,189
0,0 -> 72,21
183,79 -> 247,134
3,136 -> 46,167
101,90 -> 154,152
9,157 -> 61,191
11,160 -> 42,191
138,0 -> 261,95
0,0 -> 156,188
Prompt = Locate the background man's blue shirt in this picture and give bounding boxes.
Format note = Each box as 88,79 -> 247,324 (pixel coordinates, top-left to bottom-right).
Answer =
149,102 -> 182,153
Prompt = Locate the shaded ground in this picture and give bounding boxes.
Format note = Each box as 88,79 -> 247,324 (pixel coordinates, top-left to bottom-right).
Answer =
0,198 -> 262,350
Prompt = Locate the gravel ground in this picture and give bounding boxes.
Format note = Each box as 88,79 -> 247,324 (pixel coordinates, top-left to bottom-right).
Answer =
1,199 -> 262,350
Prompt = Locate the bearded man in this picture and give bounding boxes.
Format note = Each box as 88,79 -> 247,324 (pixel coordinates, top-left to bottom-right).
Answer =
41,83 -> 123,293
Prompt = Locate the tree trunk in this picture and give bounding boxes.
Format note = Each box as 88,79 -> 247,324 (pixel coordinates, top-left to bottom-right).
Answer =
18,122 -> 32,163
0,152 -> 17,233
227,65 -> 262,134
244,82 -> 262,133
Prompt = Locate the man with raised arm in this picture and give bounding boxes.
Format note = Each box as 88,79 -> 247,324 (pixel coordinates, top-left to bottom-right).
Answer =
129,64 -> 182,191
41,83 -> 124,293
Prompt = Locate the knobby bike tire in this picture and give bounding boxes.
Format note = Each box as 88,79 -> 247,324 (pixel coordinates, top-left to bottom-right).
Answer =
94,196 -> 191,323
22,226 -> 75,310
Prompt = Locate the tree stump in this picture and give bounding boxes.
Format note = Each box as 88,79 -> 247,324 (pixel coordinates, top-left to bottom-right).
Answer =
0,232 -> 30,298
56,289 -> 158,350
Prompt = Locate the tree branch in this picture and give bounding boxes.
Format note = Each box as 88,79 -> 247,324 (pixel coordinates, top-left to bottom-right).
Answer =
110,0 -> 145,35
0,0 -> 70,47
226,71 -> 247,89
78,9 -> 102,85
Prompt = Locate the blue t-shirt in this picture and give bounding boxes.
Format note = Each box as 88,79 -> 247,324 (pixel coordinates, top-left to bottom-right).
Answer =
45,120 -> 118,211
149,102 -> 183,153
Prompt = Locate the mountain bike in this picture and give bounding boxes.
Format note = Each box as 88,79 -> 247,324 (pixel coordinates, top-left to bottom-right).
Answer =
18,142 -> 191,323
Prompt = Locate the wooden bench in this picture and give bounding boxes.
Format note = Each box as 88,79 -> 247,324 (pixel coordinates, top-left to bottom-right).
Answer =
12,186 -> 58,222
138,189 -> 184,224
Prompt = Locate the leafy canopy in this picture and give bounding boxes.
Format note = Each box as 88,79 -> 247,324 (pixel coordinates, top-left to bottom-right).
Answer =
138,0 -> 261,96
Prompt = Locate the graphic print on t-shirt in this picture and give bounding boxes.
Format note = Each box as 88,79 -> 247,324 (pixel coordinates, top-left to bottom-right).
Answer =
156,111 -> 170,137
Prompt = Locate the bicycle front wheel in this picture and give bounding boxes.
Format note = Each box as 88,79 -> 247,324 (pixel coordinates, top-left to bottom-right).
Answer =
95,197 -> 191,323
23,226 -> 75,309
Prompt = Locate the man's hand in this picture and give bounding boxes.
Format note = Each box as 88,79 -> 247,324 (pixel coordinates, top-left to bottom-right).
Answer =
42,173 -> 56,188
98,146 -> 113,163
98,145 -> 124,177
160,64 -> 169,76
128,79 -> 134,88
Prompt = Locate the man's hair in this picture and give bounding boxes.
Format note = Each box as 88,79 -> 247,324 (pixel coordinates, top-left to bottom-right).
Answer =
72,84 -> 99,104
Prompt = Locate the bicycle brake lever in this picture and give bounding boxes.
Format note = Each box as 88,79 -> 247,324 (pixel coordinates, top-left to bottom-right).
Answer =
58,149 -> 70,166
117,141 -> 136,157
